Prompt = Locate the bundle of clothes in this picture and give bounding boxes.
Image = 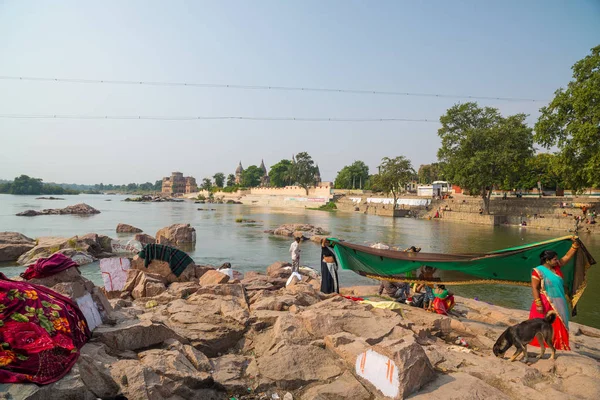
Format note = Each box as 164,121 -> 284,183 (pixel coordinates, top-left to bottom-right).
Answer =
1,253 -> 91,384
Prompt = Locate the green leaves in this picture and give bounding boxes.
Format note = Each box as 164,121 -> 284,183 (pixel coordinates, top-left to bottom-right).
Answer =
437,102 -> 534,213
10,313 -> 29,322
534,45 -> 600,192
16,354 -> 29,361
334,161 -> 370,189
373,156 -> 415,208
38,314 -> 55,334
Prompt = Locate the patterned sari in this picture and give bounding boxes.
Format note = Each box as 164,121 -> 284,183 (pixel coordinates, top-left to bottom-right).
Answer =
0,273 -> 91,384
529,266 -> 570,350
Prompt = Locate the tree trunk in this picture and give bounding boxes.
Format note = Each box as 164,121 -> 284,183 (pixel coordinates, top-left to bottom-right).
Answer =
482,187 -> 492,215
392,191 -> 398,210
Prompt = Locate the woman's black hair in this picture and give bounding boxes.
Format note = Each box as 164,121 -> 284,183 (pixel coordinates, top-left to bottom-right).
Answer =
539,250 -> 558,265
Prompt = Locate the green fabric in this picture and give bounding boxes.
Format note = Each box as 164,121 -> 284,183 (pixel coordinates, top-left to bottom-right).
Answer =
434,289 -> 449,299
328,236 -> 595,302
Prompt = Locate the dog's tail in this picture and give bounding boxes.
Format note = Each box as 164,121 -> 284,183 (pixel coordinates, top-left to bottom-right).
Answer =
544,310 -> 557,324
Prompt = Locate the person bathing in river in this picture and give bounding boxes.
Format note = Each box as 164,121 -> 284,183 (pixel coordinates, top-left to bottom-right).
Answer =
529,240 -> 579,351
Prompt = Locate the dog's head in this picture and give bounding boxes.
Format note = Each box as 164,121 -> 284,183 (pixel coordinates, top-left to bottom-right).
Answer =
493,330 -> 512,358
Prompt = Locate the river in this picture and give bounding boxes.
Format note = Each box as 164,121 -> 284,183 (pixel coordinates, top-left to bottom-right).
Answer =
1,194 -> 599,328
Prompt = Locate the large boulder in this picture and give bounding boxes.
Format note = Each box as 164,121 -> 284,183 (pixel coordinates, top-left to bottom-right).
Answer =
0,232 -> 36,261
155,223 -> 196,248
16,203 -> 100,216
134,233 -> 156,245
255,342 -> 342,390
199,269 -> 230,285
16,234 -> 107,265
130,256 -> 196,283
116,223 -> 143,233
271,223 -> 328,240
355,337 -> 435,399
94,319 -> 184,351
301,371 -> 371,400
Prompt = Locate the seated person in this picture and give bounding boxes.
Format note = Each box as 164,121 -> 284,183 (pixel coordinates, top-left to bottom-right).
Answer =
417,266 -> 437,311
378,280 -> 410,301
432,284 -> 455,315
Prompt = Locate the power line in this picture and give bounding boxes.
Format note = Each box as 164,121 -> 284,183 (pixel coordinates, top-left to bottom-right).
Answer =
0,114 -> 439,123
0,75 -> 547,102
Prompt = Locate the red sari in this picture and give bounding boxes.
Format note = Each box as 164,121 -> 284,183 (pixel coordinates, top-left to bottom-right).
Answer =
529,267 -> 570,350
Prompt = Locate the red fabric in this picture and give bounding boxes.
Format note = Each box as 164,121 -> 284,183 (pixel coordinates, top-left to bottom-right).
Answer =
0,273 -> 91,384
343,295 -> 364,302
529,268 -> 570,350
432,294 -> 455,315
21,253 -> 78,280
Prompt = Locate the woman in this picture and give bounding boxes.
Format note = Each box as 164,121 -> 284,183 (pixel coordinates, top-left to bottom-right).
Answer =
529,241 -> 579,350
320,239 -> 339,294
432,284 -> 455,315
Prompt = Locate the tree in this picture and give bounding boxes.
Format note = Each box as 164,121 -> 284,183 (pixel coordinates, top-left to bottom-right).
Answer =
269,159 -> 293,187
201,178 -> 212,191
535,45 -> 600,192
138,182 -> 154,191
334,161 -> 370,189
517,153 -> 562,193
226,174 -> 236,187
293,152 -> 318,195
154,180 -> 163,191
126,183 -> 138,192
372,156 -> 415,209
241,166 -> 263,187
11,175 -> 43,194
213,172 -> 225,188
437,102 -> 533,214
417,163 -> 443,184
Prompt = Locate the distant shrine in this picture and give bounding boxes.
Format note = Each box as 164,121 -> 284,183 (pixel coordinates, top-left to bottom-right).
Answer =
161,172 -> 197,194
234,156 -> 321,187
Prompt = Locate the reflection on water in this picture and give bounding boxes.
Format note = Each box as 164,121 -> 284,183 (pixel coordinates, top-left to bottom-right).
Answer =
1,194 -> 598,328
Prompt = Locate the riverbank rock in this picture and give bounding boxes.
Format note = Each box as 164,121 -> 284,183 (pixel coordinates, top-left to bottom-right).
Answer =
156,223 -> 196,248
16,233 -> 112,265
116,223 -> 143,233
16,203 -> 100,216
269,223 -> 329,240
36,196 -> 64,200
134,233 -> 156,245
4,271 -> 600,400
0,231 -> 36,261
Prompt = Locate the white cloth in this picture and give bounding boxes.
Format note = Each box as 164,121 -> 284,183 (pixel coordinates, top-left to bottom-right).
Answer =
99,257 -> 131,291
289,241 -> 300,260
75,293 -> 103,331
286,272 -> 303,287
218,268 -> 235,280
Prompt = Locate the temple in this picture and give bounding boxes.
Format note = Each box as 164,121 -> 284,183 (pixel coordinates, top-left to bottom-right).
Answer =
161,172 -> 197,194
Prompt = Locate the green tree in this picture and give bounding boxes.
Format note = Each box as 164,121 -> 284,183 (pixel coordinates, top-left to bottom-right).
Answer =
126,183 -> 138,192
437,102 -> 533,214
372,156 -> 415,209
517,153 -> 562,193
334,161 -> 369,189
535,45 -> 600,192
11,175 -> 43,194
417,163 -> 443,184
293,152 -> 318,195
213,172 -> 225,188
226,174 -> 236,187
138,182 -> 154,191
201,178 -> 213,191
241,166 -> 263,187
269,159 -> 293,187
154,180 -> 162,191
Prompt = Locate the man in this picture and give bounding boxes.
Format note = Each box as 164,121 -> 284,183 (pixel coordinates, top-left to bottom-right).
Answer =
378,280 -> 410,301
289,237 -> 301,273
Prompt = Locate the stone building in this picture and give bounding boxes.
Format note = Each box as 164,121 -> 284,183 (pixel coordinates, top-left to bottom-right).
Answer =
235,162 -> 244,185
162,172 -> 197,194
259,159 -> 270,187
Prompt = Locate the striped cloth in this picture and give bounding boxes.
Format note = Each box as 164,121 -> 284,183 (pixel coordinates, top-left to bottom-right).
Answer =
138,244 -> 194,277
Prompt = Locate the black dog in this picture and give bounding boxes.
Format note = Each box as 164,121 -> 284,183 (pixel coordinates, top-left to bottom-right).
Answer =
493,310 -> 557,362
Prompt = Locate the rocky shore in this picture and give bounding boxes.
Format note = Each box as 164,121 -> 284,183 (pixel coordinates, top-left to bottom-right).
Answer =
16,203 -> 100,216
1,253 -> 599,399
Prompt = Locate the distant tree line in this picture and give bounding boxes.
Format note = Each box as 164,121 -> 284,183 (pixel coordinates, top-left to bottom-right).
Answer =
0,176 -> 164,195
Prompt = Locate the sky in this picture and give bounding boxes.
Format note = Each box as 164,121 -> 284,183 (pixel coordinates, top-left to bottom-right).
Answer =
0,0 -> 599,185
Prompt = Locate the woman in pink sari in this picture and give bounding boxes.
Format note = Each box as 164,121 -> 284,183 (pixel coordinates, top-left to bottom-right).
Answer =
529,241 -> 579,351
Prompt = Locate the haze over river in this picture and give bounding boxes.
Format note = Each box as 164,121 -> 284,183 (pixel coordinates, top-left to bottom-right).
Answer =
1,194 -> 598,328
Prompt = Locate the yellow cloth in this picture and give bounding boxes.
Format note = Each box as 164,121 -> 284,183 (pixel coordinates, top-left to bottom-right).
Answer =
360,299 -> 404,310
